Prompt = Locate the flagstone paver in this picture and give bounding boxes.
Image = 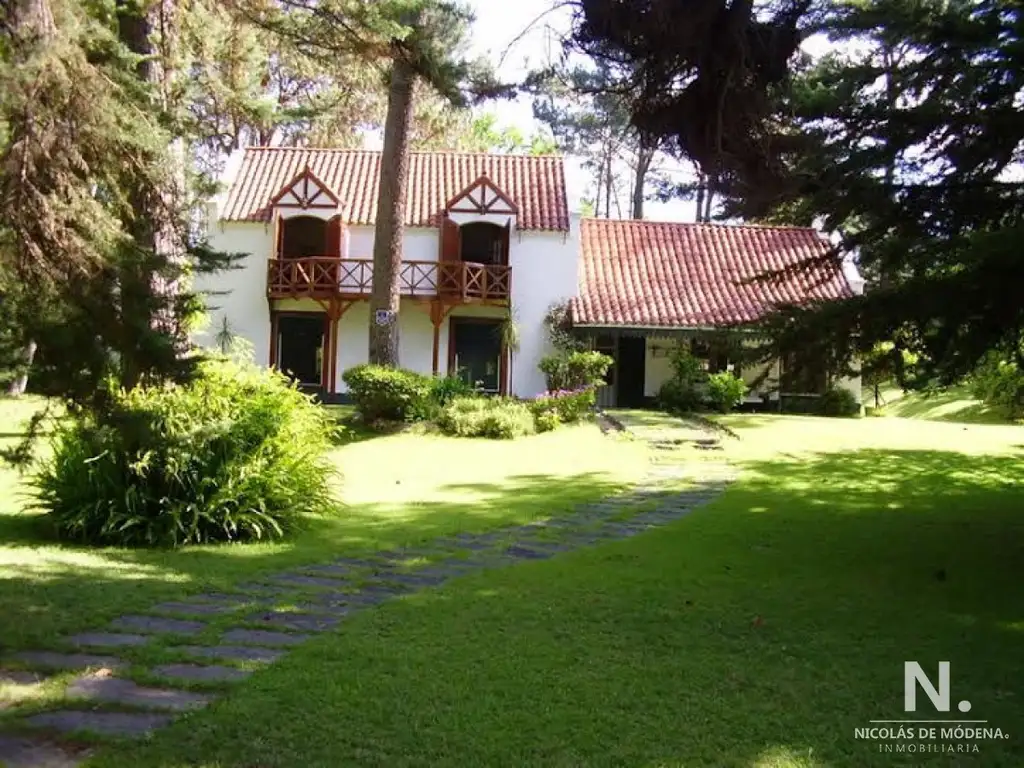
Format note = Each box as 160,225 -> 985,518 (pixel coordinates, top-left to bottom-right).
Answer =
25,711 -> 171,738
152,664 -> 251,684
220,629 -> 312,647
66,675 -> 210,711
9,652 -> 125,672
177,645 -> 284,664
2,424 -> 736,765
67,633 -> 148,649
109,616 -> 206,636
0,734 -> 89,767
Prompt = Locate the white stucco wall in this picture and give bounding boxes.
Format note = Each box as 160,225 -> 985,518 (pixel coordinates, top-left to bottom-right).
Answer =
195,211 -> 580,400
644,339 -> 674,398
510,216 -> 581,396
195,219 -> 275,366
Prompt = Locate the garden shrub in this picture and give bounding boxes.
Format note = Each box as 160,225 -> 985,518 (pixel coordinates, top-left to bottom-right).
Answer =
341,364 -> 432,422
538,351 -> 613,390
437,396 -> 536,439
528,388 -> 596,425
705,371 -> 748,413
970,352 -> 1024,417
819,386 -> 861,417
429,374 -> 475,407
657,345 -> 708,414
534,410 -> 561,432
35,359 -> 336,548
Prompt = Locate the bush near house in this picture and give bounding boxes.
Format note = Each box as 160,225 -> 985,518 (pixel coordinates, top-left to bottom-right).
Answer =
437,396 -> 536,439
657,346 -> 708,414
528,388 -> 596,425
538,350 -> 613,391
819,386 -> 861,417
35,359 -> 336,548
970,351 -> 1024,418
342,365 -> 433,422
705,371 -> 748,413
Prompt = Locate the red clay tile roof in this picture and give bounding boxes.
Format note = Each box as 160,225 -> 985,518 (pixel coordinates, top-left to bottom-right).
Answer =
220,147 -> 569,231
571,218 -> 854,328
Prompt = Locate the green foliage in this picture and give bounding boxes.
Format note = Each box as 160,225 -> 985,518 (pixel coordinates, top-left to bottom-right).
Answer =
573,0 -> 1024,382
429,374 -> 475,408
657,346 -> 708,414
534,411 -> 561,433
539,351 -> 613,391
706,371 -> 748,414
529,388 -> 596,426
437,396 -> 536,440
34,359 -> 335,547
543,302 -> 585,354
970,353 -> 1024,418
819,387 -> 860,418
342,365 -> 433,422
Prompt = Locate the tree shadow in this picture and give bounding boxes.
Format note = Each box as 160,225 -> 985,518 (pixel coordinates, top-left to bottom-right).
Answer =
0,471 -> 629,655
70,447 -> 1024,768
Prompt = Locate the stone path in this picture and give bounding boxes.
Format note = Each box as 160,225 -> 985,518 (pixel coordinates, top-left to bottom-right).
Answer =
0,435 -> 735,767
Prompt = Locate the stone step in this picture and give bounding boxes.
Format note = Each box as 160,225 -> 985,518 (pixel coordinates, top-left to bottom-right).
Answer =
67,633 -> 148,649
0,733 -> 90,767
109,616 -> 206,636
151,663 -> 251,683
220,629 -> 311,647
66,674 -> 209,712
177,645 -> 285,664
9,652 -> 125,673
151,601 -> 241,616
24,710 -> 171,739
242,611 -> 341,633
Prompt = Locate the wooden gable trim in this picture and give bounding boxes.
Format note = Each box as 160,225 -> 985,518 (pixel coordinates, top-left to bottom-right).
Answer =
444,174 -> 519,217
270,165 -> 341,210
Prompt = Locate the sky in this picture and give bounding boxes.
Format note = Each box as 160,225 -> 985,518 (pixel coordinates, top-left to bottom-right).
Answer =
462,0 -> 699,222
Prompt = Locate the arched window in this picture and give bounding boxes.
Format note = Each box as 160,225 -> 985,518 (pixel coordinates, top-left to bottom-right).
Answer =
460,222 -> 506,265
280,216 -> 328,259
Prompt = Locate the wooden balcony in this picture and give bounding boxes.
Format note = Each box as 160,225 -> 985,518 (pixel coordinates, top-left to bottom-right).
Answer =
267,257 -> 511,303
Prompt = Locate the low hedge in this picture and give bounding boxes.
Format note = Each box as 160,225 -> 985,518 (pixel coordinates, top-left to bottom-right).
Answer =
528,387 -> 596,425
437,396 -> 536,439
35,358 -> 336,548
341,364 -> 433,422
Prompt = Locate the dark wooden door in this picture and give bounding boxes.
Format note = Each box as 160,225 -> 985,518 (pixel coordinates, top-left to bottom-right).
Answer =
451,319 -> 502,393
277,315 -> 324,389
616,336 -> 647,407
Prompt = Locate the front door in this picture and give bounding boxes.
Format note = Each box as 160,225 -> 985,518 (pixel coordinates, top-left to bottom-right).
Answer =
276,314 -> 325,390
451,319 -> 502,393
616,336 -> 647,407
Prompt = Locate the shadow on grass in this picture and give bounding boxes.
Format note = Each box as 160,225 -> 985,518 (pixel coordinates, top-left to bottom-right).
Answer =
878,385 -> 1011,425
81,446 -> 1024,768
0,471 -> 628,654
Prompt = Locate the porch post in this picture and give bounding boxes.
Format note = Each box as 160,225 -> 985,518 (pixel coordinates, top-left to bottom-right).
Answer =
430,301 -> 443,376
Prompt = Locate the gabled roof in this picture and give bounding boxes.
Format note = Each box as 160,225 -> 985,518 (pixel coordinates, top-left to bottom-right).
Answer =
445,174 -> 518,216
570,218 -> 854,329
221,148 -> 569,231
270,166 -> 341,211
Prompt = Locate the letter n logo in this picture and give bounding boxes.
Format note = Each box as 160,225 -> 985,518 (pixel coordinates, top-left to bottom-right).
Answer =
904,661 -> 950,712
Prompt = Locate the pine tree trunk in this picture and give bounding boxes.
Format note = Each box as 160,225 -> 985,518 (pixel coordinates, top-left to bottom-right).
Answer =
604,146 -> 613,218
7,341 -> 37,397
369,57 -> 415,366
703,178 -> 714,221
631,146 -> 653,220
695,175 -> 706,222
117,0 -> 184,389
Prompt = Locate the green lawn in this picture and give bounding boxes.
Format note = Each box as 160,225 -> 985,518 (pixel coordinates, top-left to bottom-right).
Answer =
5,403 -> 1024,766
0,398 -> 649,658
867,382 -> 1012,424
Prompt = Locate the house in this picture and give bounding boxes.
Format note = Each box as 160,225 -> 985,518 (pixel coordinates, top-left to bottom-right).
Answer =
198,147 -> 862,409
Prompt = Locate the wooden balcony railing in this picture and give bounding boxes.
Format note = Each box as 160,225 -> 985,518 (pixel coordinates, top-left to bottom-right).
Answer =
267,257 -> 511,302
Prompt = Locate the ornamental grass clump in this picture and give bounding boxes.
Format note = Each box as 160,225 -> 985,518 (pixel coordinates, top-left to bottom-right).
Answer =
35,358 -> 337,547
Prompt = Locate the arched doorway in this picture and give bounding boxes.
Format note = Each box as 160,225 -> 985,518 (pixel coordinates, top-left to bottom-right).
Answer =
459,222 -> 507,265
280,216 -> 328,258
